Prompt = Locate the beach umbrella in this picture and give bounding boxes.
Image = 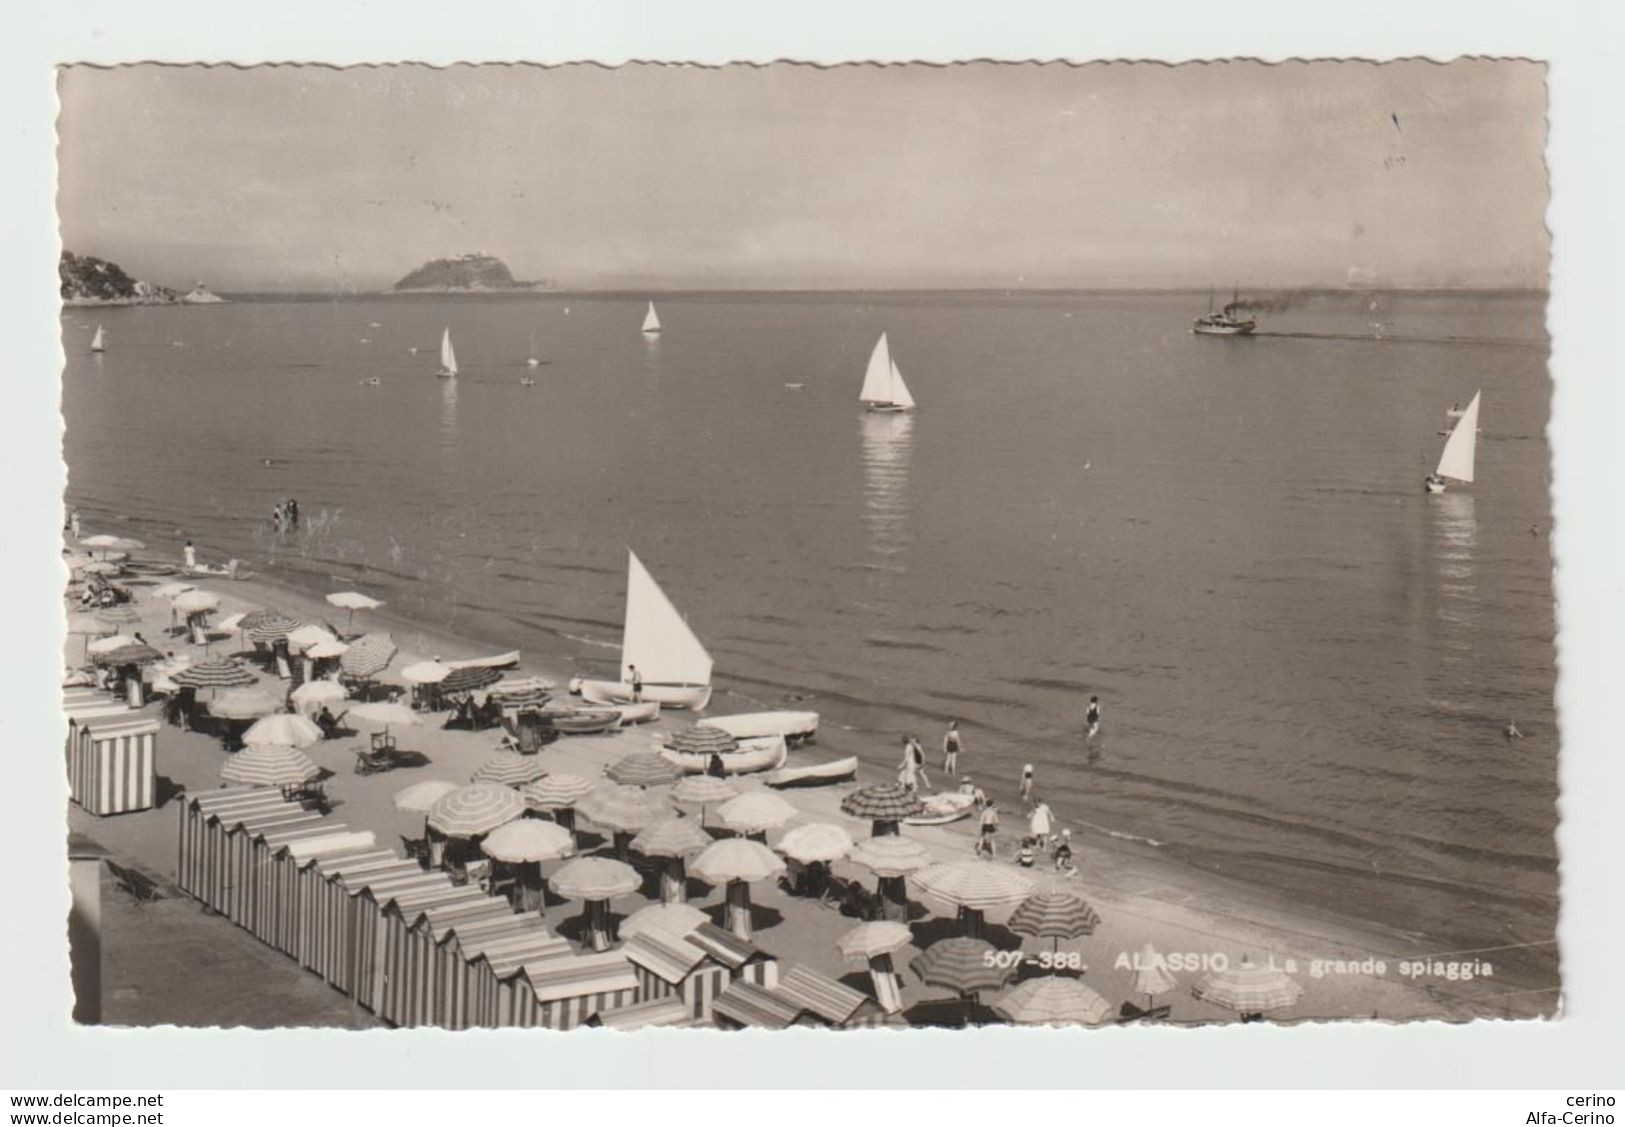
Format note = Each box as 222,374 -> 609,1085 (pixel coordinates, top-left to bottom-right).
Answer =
236,609 -> 282,632
840,782 -> 925,835
326,590 -> 382,631
663,727 -> 739,757
848,835 -> 932,878
286,624 -> 337,653
171,656 -> 257,690
1008,890 -> 1103,952
339,632 -> 397,679
671,775 -> 737,806
836,919 -> 914,1013
489,675 -> 554,708
244,612 -> 300,645
172,590 -> 220,616
151,581 -> 196,600
717,791 -> 798,836
305,638 -> 350,660
401,660 -> 453,685
426,783 -> 525,838
912,861 -> 1036,939
79,560 -> 124,576
619,902 -> 707,941
87,633 -> 140,656
1191,955 -> 1303,1018
344,701 -> 419,735
776,822 -> 854,865
241,712 -> 322,750
217,611 -> 249,635
220,744 -> 320,788
289,679 -> 347,716
90,642 -> 163,667
523,773 -> 597,810
605,752 -> 680,788
690,838 -> 786,941
66,612 -> 109,637
471,749 -> 547,787
441,665 -> 503,695
1133,943 -> 1179,1014
81,534 -> 144,558
482,819 -> 574,863
94,605 -> 140,631
548,856 -> 642,951
993,976 -> 1114,1027
578,783 -> 671,859
632,817 -> 714,905
393,779 -> 461,814
910,937 -> 1017,1002
208,688 -> 282,720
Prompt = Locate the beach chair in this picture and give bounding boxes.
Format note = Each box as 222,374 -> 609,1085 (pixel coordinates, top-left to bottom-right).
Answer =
104,860 -> 162,904
354,746 -> 393,775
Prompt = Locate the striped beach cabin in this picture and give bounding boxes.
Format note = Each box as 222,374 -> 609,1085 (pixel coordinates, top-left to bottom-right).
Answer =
216,805 -> 326,928
241,820 -> 354,947
684,921 -> 780,989
304,854 -> 425,988
464,930 -> 574,1028
376,890 -> 513,1028
621,926 -> 732,1021
348,872 -> 461,1014
262,829 -> 374,958
506,952 -> 640,1030
770,965 -> 891,1029
584,995 -> 704,1030
68,713 -> 159,816
710,979 -> 804,1030
430,914 -> 553,1031
176,789 -> 305,910
273,833 -> 382,966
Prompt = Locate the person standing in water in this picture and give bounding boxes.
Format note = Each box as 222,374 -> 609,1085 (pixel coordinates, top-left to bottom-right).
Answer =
942,721 -> 962,775
1085,695 -> 1103,739
1019,763 -> 1035,805
907,733 -> 929,791
976,801 -> 1000,859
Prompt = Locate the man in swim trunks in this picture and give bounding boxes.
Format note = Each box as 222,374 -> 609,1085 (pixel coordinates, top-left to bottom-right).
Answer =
942,720 -> 962,775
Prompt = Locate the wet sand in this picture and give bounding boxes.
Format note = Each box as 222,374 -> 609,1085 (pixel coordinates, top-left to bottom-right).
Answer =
66,551 -> 1548,1026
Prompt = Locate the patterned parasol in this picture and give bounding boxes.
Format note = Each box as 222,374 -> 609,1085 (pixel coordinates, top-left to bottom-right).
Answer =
471,749 -> 548,787
663,727 -> 739,756
90,642 -> 164,667
840,783 -> 926,823
426,783 -> 526,837
717,791 -> 799,835
630,817 -> 713,859
910,861 -> 1035,912
848,835 -> 932,878
606,752 -> 681,788
522,773 -> 597,811
94,606 -> 141,630
393,779 -> 461,814
1008,891 -> 1103,942
244,612 -> 301,644
993,976 -> 1114,1026
241,712 -> 323,750
618,902 -> 707,941
836,920 -> 915,962
671,775 -> 738,805
171,656 -> 257,690
577,783 -> 671,833
776,822 -> 855,864
690,838 -> 786,885
488,675 -> 555,708
1191,956 -> 1303,1015
219,745 -> 320,788
338,633 -> 397,679
440,665 -> 502,694
910,937 -> 1017,998
547,856 -> 641,901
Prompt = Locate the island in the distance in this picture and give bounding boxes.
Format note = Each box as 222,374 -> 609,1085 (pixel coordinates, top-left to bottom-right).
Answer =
390,253 -> 556,294
60,251 -> 227,305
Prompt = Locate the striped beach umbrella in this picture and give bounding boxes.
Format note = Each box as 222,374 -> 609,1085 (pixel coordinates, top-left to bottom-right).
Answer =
241,712 -> 323,749
339,632 -> 397,679
208,688 -> 282,720
171,657 -> 257,689
993,975 -> 1113,1026
89,639 -> 163,666
911,861 -> 1035,912
691,838 -> 786,941
549,856 -> 642,951
94,605 -> 140,631
393,779 -> 461,814
489,675 -> 554,708
663,727 -> 739,757
717,791 -> 798,836
426,783 -> 525,838
1191,956 -> 1303,1016
671,775 -> 738,806
522,773 -> 597,811
441,665 -> 502,694
577,783 -> 671,834
848,835 -> 932,878
606,752 -> 680,788
837,919 -> 915,1015
472,749 -> 548,787
482,819 -> 575,864
619,901 -> 707,941
776,822 -> 854,865
220,745 -> 320,788
632,816 -> 714,904
401,660 -> 453,685
244,612 -> 300,644
840,783 -> 926,834
1008,891 -> 1103,947
910,937 -> 1016,1000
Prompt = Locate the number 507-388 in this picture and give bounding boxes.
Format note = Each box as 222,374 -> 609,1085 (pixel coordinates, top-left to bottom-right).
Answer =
981,950 -> 1084,971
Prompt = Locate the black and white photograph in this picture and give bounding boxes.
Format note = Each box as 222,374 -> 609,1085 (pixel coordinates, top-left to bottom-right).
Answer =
51,57 -> 1561,1035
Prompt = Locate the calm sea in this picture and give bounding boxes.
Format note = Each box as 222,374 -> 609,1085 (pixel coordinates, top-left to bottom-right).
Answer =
61,289 -> 1558,978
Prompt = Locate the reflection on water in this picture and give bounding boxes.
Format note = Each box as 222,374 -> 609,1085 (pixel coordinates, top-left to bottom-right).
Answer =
438,377 -> 459,455
1431,491 -> 1478,642
859,410 -> 914,571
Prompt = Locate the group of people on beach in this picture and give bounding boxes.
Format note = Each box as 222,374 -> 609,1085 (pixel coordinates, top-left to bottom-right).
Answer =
271,498 -> 300,532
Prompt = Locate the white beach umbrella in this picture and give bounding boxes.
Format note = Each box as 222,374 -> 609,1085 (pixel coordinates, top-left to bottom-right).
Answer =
172,590 -> 221,616
289,679 -> 347,715
401,660 -> 453,685
286,624 -> 337,653
241,712 -> 323,750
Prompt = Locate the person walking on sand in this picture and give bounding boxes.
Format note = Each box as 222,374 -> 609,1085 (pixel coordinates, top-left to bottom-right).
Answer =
1019,763 -> 1035,805
628,664 -> 643,702
1029,798 -> 1054,842
907,733 -> 930,791
976,801 -> 1000,859
897,736 -> 921,793
1085,695 -> 1102,739
942,720 -> 962,775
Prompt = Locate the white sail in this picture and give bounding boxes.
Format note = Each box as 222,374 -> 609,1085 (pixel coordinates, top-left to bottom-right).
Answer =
90,326 -> 104,352
1435,390 -> 1481,483
889,358 -> 916,409
439,328 -> 458,376
859,333 -> 894,404
642,302 -> 661,334
622,549 -> 712,688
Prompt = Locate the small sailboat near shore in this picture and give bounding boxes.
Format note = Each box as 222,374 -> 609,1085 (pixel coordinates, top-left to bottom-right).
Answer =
1426,390 -> 1480,494
858,333 -> 916,413
641,302 -> 661,336
577,549 -> 713,710
436,328 -> 458,379
89,325 -> 105,354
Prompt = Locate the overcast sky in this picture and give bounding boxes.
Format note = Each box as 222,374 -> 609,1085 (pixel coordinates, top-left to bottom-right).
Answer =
56,61 -> 1548,292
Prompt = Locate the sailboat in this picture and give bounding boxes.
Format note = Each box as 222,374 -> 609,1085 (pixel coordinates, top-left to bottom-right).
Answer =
1426,390 -> 1481,494
436,328 -> 458,379
577,549 -> 714,710
858,332 -> 916,412
641,302 -> 661,336
89,326 -> 105,353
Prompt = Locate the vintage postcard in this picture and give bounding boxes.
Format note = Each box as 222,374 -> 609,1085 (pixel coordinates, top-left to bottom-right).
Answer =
55,59 -> 1556,1032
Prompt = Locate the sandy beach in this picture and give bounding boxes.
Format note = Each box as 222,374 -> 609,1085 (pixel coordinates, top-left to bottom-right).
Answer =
62,539 -> 1554,1028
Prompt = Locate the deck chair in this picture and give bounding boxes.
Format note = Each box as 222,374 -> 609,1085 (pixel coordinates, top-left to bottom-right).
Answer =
353,746 -> 392,775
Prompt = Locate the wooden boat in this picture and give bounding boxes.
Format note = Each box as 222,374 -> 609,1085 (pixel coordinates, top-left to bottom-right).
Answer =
858,332 -> 916,413
576,549 -> 714,711
699,711 -> 819,745
1426,390 -> 1481,495
660,736 -> 787,776
539,706 -> 621,735
766,756 -> 858,789
904,792 -> 978,826
445,651 -> 521,671
606,700 -> 660,726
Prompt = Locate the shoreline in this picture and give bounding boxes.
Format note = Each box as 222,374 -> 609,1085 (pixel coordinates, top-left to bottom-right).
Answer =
66,539 -> 1559,1024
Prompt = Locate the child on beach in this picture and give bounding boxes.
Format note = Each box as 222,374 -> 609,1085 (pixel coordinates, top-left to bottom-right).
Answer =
976,801 -> 999,859
942,721 -> 961,775
1017,837 -> 1036,867
1053,828 -> 1078,877
1019,763 -> 1035,804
